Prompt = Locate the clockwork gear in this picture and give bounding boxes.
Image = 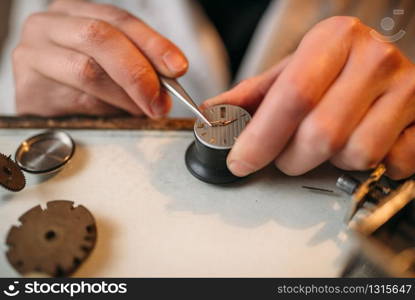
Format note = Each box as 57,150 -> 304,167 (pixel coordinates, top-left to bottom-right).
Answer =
5,200 -> 97,277
0,153 -> 26,192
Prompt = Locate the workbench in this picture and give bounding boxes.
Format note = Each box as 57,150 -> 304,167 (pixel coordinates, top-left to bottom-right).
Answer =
0,116 -> 358,277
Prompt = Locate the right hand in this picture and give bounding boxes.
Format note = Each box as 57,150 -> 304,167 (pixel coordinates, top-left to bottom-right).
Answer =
13,0 -> 188,117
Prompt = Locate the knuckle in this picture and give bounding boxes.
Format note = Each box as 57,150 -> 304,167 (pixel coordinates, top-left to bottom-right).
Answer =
284,82 -> 316,116
100,4 -> 135,25
330,16 -> 361,31
80,19 -> 113,46
23,12 -> 44,28
320,16 -> 361,35
125,64 -> 160,103
371,43 -> 401,70
127,65 -> 159,100
75,56 -> 106,86
22,12 -> 47,35
302,119 -> 344,156
127,65 -> 149,86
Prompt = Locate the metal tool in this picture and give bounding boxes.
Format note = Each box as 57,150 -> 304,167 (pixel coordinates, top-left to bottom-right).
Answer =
341,180 -> 415,278
15,131 -> 75,174
185,104 -> 251,184
6,200 -> 97,277
337,164 -> 387,223
160,76 -> 212,126
337,167 -> 415,277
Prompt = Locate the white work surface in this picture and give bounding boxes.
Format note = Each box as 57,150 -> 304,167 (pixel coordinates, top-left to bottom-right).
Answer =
0,129 -> 359,277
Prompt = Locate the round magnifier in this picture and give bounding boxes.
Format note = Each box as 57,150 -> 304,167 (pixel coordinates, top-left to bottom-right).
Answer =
185,104 -> 251,184
15,131 -> 75,174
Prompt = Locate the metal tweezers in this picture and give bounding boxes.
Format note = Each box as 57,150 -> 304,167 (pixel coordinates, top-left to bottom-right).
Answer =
160,76 -> 212,126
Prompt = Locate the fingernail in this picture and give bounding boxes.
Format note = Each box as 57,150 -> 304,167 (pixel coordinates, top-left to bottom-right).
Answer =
163,51 -> 188,74
227,160 -> 255,177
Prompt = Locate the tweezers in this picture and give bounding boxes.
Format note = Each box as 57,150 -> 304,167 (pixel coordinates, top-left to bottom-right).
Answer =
160,76 -> 212,126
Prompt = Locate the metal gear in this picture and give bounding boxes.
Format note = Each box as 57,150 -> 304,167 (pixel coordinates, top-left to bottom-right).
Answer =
0,153 -> 26,192
5,200 -> 97,277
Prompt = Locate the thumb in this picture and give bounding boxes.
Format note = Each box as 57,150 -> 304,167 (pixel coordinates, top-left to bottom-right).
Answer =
200,55 -> 291,113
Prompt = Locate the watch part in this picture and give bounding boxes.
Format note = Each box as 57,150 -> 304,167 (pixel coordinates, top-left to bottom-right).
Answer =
0,153 -> 26,192
5,200 -> 97,277
15,131 -> 75,174
186,104 -> 252,184
194,104 -> 251,150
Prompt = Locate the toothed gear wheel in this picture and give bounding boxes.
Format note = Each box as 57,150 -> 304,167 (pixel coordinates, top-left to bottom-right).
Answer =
0,153 -> 26,192
5,200 -> 97,277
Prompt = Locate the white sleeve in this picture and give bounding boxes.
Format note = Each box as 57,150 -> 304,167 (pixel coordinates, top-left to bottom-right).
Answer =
0,0 -> 49,115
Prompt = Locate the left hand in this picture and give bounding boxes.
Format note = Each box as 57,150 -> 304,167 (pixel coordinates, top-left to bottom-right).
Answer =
202,16 -> 415,180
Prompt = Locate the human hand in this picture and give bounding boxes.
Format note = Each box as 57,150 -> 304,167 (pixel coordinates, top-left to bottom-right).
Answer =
13,0 -> 188,117
202,17 -> 415,180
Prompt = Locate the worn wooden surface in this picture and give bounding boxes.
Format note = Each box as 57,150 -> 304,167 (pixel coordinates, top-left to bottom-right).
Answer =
0,116 -> 194,130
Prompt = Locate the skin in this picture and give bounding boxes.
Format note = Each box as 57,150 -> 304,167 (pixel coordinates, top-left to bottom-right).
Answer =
202,17 -> 415,180
14,4 -> 414,179
13,0 -> 188,117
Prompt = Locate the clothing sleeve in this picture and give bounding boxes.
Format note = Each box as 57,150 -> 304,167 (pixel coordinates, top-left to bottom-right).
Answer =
0,0 -> 50,115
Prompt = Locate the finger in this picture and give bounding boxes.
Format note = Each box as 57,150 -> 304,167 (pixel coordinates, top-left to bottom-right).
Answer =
384,125 -> 415,180
154,88 -> 173,117
14,44 -> 144,116
330,69 -> 415,171
49,0 -> 188,77
25,12 -> 167,118
227,17 -> 357,177
200,55 -> 291,113
15,69 -> 124,116
63,92 -> 127,116
276,41 -> 404,175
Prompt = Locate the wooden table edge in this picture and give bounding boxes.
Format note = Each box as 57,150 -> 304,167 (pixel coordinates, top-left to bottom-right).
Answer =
0,116 -> 195,131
